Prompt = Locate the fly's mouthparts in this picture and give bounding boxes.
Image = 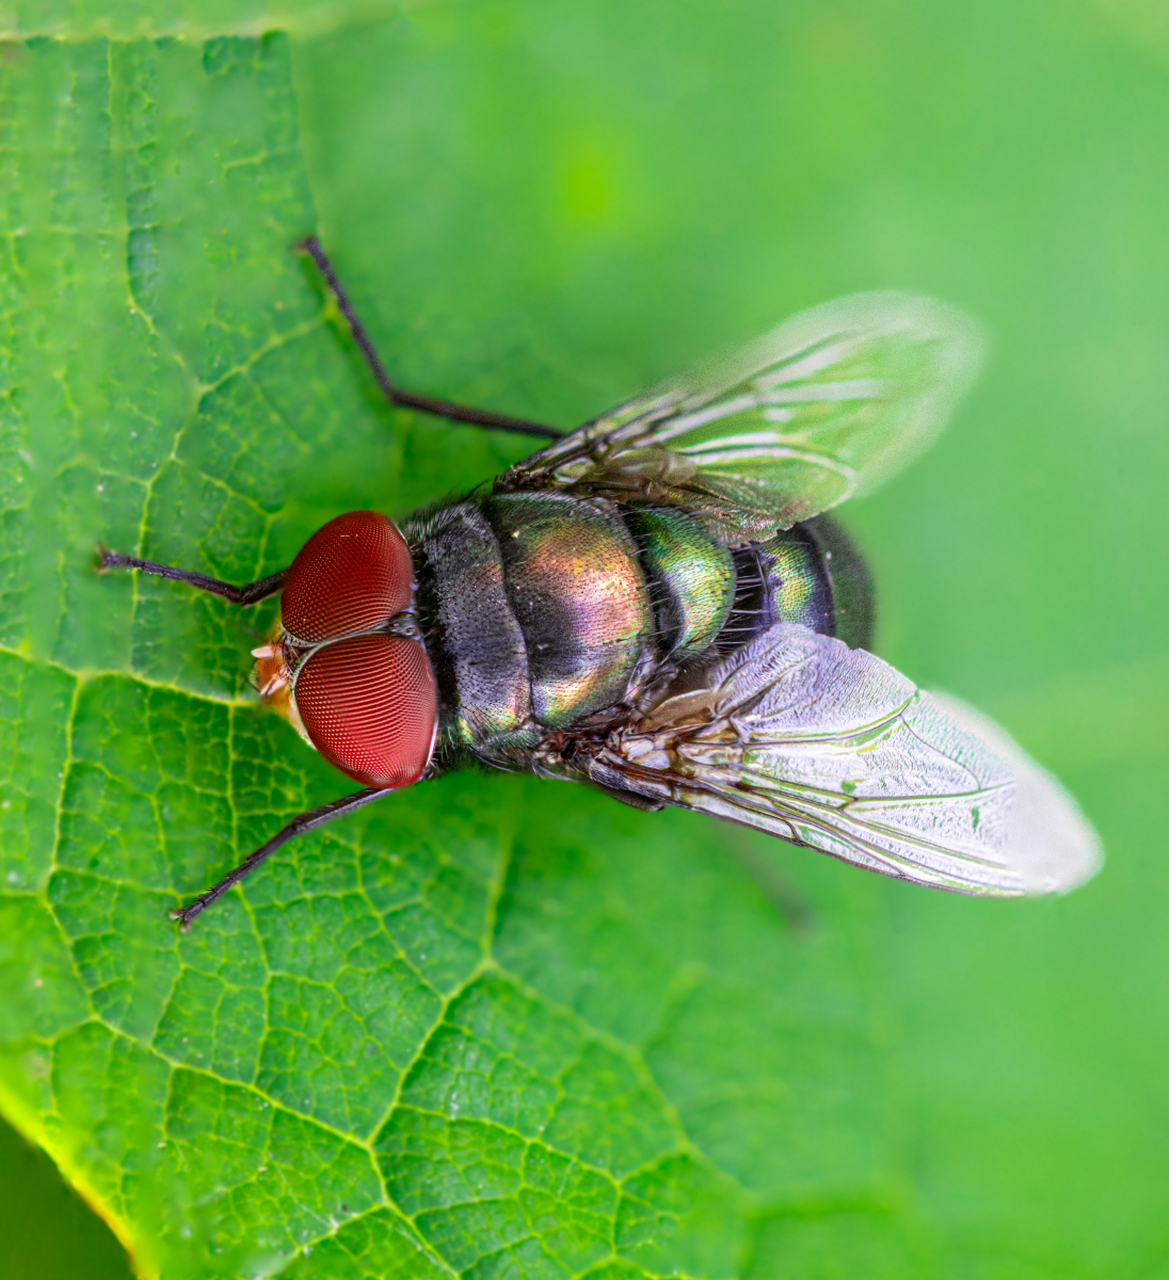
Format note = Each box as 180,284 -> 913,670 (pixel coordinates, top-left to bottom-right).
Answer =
253,639 -> 291,699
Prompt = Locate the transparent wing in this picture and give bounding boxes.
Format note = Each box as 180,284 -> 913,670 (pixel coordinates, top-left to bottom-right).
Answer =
576,624 -> 1099,896
510,293 -> 983,539
924,691 -> 1103,893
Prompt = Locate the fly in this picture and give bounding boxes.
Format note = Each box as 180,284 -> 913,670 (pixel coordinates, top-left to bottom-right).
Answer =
100,236 -> 1102,927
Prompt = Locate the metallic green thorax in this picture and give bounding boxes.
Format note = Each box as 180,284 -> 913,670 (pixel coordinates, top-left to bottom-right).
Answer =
406,492 -> 846,761
484,493 -> 650,729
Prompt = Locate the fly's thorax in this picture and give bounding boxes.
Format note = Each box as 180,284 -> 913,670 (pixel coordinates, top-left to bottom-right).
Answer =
408,500 -> 534,753
482,491 -> 653,729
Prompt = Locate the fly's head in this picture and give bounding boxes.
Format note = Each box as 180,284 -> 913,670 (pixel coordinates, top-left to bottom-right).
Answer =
254,509 -> 438,789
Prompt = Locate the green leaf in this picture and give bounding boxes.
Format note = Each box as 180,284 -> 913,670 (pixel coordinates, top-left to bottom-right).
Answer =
0,27 -> 906,1279
2,2 -> 1168,1279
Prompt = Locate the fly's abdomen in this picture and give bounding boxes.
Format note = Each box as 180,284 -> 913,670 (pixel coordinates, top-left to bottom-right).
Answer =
716,516 -> 872,652
483,492 -> 651,728
623,507 -> 735,658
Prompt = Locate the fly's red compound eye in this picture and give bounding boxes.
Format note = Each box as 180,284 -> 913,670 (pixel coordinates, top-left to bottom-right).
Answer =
294,634 -> 437,788
281,510 -> 414,645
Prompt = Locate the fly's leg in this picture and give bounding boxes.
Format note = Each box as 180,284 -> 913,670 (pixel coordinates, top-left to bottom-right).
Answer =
97,549 -> 287,606
296,234 -> 563,441
98,552 -> 390,928
172,787 -> 392,928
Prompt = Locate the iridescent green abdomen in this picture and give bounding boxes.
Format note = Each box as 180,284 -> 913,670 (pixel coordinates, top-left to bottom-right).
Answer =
720,523 -> 833,650
717,516 -> 870,652
624,507 -> 735,658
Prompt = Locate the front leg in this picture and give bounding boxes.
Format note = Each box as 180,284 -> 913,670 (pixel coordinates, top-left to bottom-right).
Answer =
172,787 -> 392,928
98,548 -> 287,607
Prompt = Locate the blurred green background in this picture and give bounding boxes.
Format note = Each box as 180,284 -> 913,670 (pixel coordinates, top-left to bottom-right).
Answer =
2,0 -> 1169,1275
